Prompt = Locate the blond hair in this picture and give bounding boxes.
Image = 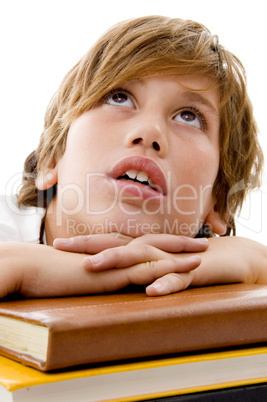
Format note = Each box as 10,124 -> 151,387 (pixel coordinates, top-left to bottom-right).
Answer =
18,15 -> 264,234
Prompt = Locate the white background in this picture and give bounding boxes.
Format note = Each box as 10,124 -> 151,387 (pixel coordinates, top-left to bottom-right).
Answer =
0,0 -> 266,244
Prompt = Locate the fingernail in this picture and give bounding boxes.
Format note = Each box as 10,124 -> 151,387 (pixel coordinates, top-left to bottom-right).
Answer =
196,238 -> 209,244
151,282 -> 163,290
147,282 -> 166,296
57,238 -> 74,245
186,255 -> 201,264
86,254 -> 104,266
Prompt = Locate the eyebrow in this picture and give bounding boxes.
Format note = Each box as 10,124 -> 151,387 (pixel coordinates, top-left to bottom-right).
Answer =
182,91 -> 218,114
124,78 -> 219,114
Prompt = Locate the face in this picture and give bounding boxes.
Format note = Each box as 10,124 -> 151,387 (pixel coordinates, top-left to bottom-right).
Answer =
41,75 -> 226,243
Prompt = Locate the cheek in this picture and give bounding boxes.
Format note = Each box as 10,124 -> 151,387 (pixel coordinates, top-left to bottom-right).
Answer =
67,116 -> 116,167
59,124 -> 106,179
169,139 -> 219,216
173,144 -> 219,186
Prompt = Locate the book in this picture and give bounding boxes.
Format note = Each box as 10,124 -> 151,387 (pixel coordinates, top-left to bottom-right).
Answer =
0,346 -> 267,401
0,283 -> 267,371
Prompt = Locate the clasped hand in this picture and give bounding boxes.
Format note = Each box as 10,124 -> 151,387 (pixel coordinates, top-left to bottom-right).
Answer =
1,234 -> 263,298
54,233 -> 209,296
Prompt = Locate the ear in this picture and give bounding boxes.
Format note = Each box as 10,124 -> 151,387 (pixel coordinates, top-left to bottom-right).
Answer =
35,166 -> 58,191
205,200 -> 228,236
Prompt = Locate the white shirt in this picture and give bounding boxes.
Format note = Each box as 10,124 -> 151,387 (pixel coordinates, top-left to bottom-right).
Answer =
0,194 -> 45,243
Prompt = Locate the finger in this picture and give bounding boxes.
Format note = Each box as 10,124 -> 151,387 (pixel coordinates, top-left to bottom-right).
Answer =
83,243 -> 202,271
53,233 -> 132,253
124,257 -> 201,289
130,234 -> 209,253
83,244 -> 160,270
146,272 -> 195,296
83,246 -> 201,276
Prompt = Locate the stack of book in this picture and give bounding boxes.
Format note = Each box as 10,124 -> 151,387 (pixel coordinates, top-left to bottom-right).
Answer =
0,283 -> 267,401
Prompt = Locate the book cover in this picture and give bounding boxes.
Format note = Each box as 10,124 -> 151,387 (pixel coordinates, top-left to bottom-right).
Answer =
0,284 -> 267,371
0,347 -> 267,402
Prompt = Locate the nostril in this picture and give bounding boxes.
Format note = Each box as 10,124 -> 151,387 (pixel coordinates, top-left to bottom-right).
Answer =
153,141 -> 160,151
133,138 -> 142,144
132,138 -> 160,151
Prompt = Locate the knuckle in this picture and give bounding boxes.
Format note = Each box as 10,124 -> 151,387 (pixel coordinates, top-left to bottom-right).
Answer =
83,235 -> 92,242
137,244 -> 153,260
131,233 -> 154,245
103,247 -> 120,260
145,260 -> 159,281
178,235 -> 189,245
165,272 -> 192,292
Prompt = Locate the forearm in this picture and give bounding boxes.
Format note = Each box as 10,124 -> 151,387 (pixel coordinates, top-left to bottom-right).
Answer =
248,238 -> 267,284
0,242 -> 103,298
0,242 -> 24,297
191,236 -> 267,287
2,235 -> 266,299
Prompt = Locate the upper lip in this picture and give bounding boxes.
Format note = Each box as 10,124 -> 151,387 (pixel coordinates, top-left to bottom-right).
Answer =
108,156 -> 167,195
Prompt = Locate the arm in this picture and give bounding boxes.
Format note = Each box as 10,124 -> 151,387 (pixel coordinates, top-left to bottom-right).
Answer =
0,242 -> 88,298
0,238 -> 205,298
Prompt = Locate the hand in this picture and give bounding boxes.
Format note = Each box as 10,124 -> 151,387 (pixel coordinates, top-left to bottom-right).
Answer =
143,236 -> 267,296
53,232 -> 209,254
1,236 -> 266,298
53,233 -> 209,281
54,234 -> 267,296
0,238 -> 206,298
54,233 -> 209,296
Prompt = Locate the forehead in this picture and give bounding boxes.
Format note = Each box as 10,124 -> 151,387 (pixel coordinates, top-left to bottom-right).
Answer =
120,74 -> 220,114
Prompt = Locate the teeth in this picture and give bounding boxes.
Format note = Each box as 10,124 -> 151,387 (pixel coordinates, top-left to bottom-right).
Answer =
148,178 -> 154,187
136,171 -> 149,182
124,169 -> 156,189
126,169 -> 138,180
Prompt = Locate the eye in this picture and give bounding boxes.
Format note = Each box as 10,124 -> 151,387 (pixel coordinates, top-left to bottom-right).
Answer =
174,108 -> 206,130
105,89 -> 135,108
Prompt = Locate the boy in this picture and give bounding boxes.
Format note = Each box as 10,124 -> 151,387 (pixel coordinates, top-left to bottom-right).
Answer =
0,16 -> 266,298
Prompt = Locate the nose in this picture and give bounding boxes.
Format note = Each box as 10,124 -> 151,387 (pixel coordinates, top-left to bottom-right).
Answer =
124,118 -> 168,158
132,137 -> 160,151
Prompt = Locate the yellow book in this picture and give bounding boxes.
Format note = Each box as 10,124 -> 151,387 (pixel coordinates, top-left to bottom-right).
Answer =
0,346 -> 267,402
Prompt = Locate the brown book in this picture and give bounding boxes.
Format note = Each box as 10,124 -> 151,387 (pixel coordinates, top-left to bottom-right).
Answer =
0,283 -> 267,372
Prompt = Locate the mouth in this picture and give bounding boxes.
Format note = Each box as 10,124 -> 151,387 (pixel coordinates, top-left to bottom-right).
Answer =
117,169 -> 157,191
108,156 -> 167,196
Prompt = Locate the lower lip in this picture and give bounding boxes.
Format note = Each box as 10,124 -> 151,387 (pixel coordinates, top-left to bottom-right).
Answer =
110,179 -> 166,201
